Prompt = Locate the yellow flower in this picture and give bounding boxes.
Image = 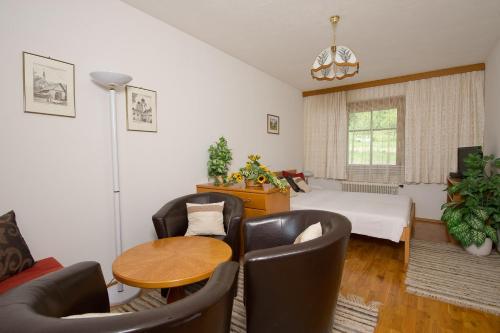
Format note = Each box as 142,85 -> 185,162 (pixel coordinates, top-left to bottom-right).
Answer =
257,175 -> 266,184
236,174 -> 243,182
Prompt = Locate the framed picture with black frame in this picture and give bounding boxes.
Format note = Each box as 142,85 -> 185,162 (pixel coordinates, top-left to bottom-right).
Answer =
267,114 -> 279,135
23,52 -> 75,117
125,85 -> 157,132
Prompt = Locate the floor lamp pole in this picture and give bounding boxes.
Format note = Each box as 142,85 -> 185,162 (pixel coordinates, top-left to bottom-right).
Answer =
109,88 -> 124,293
90,71 -> 139,306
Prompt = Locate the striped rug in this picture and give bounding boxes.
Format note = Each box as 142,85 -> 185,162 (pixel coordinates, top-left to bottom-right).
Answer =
405,239 -> 500,315
113,266 -> 380,333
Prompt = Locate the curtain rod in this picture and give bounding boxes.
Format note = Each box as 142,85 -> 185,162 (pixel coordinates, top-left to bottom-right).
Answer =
302,63 -> 485,97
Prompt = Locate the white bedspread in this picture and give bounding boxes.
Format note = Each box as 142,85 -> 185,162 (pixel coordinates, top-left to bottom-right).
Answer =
291,189 -> 412,242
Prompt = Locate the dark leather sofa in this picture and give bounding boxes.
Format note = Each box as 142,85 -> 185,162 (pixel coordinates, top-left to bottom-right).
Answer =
243,210 -> 352,333
152,192 -> 244,261
0,261 -> 239,333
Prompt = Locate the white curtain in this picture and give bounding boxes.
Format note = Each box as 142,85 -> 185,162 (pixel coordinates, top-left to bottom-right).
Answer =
304,91 -> 347,179
405,71 -> 485,183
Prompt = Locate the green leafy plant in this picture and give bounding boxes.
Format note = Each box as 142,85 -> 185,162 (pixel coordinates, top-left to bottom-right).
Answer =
441,153 -> 500,247
230,154 -> 287,192
207,137 -> 232,185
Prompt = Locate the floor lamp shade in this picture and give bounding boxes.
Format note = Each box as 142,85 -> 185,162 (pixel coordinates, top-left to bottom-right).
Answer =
90,71 -> 138,305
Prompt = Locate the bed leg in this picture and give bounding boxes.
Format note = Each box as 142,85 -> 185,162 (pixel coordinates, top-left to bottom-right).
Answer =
404,238 -> 410,270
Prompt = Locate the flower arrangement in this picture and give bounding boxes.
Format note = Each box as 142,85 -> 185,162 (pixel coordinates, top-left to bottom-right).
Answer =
230,154 -> 287,192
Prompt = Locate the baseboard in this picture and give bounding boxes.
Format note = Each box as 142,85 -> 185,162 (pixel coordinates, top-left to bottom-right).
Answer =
415,217 -> 443,224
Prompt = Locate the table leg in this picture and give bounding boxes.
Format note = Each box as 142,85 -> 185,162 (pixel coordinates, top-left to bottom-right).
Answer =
166,287 -> 186,303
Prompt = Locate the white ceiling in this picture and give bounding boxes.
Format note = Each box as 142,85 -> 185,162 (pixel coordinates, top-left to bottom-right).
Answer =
122,0 -> 500,91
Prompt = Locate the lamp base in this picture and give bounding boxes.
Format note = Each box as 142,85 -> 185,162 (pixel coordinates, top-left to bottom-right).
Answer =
107,283 -> 140,306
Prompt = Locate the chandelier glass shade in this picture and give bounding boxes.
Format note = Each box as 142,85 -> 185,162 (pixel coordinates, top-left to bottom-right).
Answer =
311,16 -> 359,81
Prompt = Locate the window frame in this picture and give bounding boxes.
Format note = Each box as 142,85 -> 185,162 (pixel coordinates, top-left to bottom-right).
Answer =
347,107 -> 399,166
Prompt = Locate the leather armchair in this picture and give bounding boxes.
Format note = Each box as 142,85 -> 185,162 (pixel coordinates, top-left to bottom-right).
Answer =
243,210 -> 351,333
0,261 -> 239,333
153,192 -> 244,261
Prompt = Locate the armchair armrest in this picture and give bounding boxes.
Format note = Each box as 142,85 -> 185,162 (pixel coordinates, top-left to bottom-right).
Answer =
0,261 -> 109,318
152,197 -> 189,238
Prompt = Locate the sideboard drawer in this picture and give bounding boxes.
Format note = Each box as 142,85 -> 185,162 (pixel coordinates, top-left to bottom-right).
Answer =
232,192 -> 266,210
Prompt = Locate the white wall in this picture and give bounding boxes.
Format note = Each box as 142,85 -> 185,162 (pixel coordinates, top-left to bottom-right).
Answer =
0,0 -> 303,281
485,38 -> 500,156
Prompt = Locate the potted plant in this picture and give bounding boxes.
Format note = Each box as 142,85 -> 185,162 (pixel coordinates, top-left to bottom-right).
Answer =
230,154 -> 288,192
441,153 -> 500,256
207,137 -> 232,186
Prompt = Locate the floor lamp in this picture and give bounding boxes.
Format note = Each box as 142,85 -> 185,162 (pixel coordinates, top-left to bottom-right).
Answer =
90,71 -> 140,306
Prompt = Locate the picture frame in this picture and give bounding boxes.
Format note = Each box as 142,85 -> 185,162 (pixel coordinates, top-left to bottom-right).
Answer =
126,85 -> 157,132
267,114 -> 279,135
23,52 -> 75,117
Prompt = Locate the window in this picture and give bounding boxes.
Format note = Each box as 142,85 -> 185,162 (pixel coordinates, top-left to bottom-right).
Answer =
347,97 -> 405,184
348,108 -> 398,165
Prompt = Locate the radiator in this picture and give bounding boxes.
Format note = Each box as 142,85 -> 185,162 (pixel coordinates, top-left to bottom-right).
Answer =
341,182 -> 399,195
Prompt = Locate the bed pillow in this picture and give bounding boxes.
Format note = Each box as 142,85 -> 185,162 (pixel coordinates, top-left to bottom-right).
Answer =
294,222 -> 322,244
284,175 -> 303,193
185,202 -> 226,236
294,177 -> 312,193
0,210 -> 35,281
282,171 -> 305,181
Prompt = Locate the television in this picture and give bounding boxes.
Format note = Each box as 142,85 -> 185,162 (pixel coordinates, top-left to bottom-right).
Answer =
451,146 -> 483,178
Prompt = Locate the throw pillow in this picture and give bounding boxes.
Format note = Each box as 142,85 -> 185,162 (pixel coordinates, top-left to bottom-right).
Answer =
284,175 -> 303,193
294,222 -> 322,244
185,202 -> 226,236
294,178 -> 312,193
0,211 -> 35,281
282,170 -> 305,181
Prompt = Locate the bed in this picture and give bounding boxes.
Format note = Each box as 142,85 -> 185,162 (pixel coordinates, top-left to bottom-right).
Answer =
290,188 -> 415,267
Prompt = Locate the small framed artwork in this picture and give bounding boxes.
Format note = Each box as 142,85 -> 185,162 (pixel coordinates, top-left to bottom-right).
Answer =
126,85 -> 157,132
23,52 -> 75,117
267,114 -> 279,135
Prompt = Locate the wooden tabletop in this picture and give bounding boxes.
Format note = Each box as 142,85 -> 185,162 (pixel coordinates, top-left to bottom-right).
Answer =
112,236 -> 232,289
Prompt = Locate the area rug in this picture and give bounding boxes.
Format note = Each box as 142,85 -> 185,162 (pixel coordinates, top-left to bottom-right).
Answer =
113,267 -> 380,333
405,239 -> 500,315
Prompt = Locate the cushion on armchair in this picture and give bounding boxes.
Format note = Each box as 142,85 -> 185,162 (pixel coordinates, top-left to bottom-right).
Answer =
0,211 -> 35,281
185,202 -> 226,236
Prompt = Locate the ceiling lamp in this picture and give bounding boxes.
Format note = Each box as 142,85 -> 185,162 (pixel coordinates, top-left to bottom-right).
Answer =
311,15 -> 359,81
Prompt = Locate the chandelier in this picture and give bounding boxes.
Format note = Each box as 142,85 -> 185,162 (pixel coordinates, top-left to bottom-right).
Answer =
311,15 -> 359,81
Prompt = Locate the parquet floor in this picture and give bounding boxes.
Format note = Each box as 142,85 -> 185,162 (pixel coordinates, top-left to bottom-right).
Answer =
341,222 -> 500,333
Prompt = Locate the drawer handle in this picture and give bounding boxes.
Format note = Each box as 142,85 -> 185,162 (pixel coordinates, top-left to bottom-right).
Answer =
243,198 -> 252,203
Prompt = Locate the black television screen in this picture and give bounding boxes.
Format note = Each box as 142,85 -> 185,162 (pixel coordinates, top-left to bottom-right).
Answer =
457,146 -> 482,178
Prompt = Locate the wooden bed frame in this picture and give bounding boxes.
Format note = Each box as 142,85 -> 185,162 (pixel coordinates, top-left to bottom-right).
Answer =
276,169 -> 414,269
401,202 -> 415,269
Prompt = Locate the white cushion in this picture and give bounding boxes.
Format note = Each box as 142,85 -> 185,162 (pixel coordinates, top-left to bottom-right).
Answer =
62,312 -> 127,319
185,201 -> 226,236
294,222 -> 322,244
294,178 -> 312,193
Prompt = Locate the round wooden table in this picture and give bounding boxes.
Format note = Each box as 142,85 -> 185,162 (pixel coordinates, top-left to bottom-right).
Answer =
112,236 -> 232,302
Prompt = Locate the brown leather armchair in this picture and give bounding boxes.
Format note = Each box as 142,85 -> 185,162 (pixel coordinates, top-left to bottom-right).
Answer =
243,210 -> 351,333
0,260 -> 239,333
152,192 -> 244,261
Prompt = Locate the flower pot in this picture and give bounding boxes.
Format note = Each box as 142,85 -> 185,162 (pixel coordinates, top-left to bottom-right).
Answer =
497,229 -> 500,253
245,180 -> 262,188
465,238 -> 493,256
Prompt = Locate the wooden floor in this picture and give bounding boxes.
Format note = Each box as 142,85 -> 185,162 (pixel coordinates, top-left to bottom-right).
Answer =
341,221 -> 500,333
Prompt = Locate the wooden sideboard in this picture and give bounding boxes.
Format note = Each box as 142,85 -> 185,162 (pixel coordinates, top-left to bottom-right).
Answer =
196,183 -> 290,218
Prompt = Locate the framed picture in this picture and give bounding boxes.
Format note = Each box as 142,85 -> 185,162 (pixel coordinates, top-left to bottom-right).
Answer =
126,85 -> 157,132
23,52 -> 75,117
267,114 -> 279,135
